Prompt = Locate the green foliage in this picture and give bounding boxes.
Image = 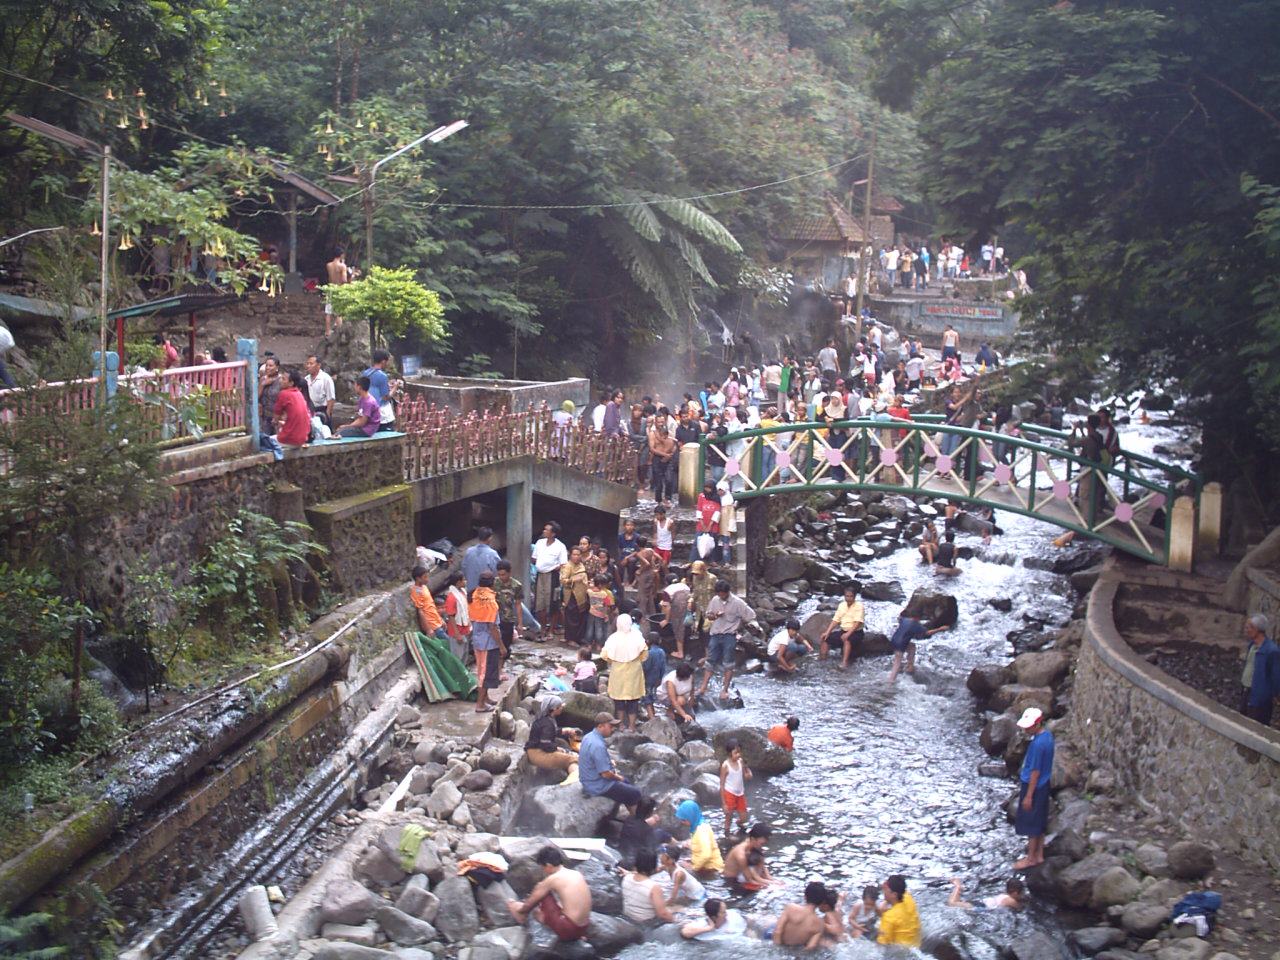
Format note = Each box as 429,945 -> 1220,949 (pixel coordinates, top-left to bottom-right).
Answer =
0,911 -> 68,959
864,0 -> 1280,500
119,563 -> 200,681
192,510 -> 325,644
0,566 -> 95,767
325,266 -> 447,347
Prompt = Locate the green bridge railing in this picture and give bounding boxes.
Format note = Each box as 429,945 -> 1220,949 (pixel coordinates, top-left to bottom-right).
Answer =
696,418 -> 1200,565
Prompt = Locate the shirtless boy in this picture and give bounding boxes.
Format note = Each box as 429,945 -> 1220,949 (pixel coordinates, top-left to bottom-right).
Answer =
722,823 -> 780,888
771,881 -> 829,950
507,846 -> 593,942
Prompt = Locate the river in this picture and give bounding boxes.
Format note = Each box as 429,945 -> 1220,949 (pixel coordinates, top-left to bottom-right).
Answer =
618,415 -> 1196,959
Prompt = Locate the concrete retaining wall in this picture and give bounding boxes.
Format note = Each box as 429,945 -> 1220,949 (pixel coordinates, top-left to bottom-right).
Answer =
1245,567 -> 1280,625
870,295 -> 1018,345
402,375 -> 589,415
1072,574 -> 1280,871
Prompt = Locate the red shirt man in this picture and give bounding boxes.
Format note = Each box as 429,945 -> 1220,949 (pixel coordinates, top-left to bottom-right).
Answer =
274,383 -> 312,446
696,483 -> 721,536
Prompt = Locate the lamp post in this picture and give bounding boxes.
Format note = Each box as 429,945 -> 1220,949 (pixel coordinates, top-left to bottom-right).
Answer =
4,114 -> 112,379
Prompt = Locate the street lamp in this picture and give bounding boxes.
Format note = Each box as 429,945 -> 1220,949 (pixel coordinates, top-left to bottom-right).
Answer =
4,114 -> 112,380
361,120 -> 468,273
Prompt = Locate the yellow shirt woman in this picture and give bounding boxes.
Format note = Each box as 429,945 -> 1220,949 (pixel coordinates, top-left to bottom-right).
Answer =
878,891 -> 922,947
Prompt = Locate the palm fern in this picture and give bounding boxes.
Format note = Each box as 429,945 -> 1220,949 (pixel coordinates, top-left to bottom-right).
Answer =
597,192 -> 742,323
0,912 -> 67,960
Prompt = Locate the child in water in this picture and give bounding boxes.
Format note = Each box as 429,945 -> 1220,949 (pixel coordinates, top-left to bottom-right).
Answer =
850,884 -> 880,938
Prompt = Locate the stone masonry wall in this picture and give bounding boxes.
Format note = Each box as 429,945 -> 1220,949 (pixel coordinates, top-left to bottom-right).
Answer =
1072,579 -> 1280,871
279,438 -> 405,507
1245,568 -> 1280,626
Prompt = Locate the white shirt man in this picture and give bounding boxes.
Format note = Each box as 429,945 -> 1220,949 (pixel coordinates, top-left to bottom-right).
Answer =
532,531 -> 569,574
305,356 -> 336,422
592,402 -> 607,432
885,248 -> 900,272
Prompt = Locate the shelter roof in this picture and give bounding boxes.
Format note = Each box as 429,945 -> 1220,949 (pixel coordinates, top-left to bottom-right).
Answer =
107,292 -> 243,321
776,195 -> 867,244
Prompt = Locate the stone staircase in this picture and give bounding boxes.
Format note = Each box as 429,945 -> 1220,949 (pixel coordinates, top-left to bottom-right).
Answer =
619,500 -> 749,594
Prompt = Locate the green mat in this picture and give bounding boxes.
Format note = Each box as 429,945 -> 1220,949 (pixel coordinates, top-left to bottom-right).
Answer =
405,630 -> 477,702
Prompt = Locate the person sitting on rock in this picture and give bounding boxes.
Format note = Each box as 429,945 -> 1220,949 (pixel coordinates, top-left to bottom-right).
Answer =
947,876 -> 1025,910
767,618 -> 812,673
523,696 -> 579,780
934,529 -> 961,577
507,845 -> 593,942
918,518 -> 940,564
819,584 -> 864,670
577,712 -> 642,808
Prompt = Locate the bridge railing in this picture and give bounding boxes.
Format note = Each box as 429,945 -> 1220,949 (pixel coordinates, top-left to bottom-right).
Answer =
697,418 -> 1195,564
399,403 -> 636,485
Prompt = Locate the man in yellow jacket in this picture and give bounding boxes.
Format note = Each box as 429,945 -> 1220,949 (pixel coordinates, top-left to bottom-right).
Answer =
877,874 -> 922,947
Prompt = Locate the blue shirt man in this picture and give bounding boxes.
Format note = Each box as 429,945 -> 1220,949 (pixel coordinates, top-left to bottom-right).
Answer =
462,528 -> 501,593
1013,707 -> 1053,869
362,351 -> 392,403
1243,614 -> 1279,726
578,713 -> 641,807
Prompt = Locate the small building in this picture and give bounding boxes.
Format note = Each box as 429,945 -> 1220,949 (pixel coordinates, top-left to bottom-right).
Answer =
774,194 -> 895,294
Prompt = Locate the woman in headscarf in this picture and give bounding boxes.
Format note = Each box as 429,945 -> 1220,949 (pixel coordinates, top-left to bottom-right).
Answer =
560,545 -> 590,646
722,406 -> 749,493
602,614 -> 648,732
524,695 -> 579,778
675,799 -> 724,874
443,571 -> 471,663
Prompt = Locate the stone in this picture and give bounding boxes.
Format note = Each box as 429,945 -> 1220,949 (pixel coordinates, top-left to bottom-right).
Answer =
1013,650 -> 1071,688
426,780 -> 463,820
692,773 -> 721,806
763,552 -> 808,585
711,727 -> 794,775
412,839 -> 444,883
1139,878 -> 1186,904
637,716 -> 682,750
321,922 -> 379,945
980,713 -> 1018,757
1121,902 -> 1169,939
432,876 -> 480,942
860,580 -> 906,602
608,731 -> 648,759
318,885 -> 378,926
988,597 -> 1015,612
312,944 -> 399,960
635,760 -> 679,795
1134,844 -> 1169,878
1166,841 -> 1214,880
1156,940 -> 1212,960
470,927 -> 529,960
478,748 -> 512,774
356,842 -> 409,888
1092,866 -> 1142,908
376,905 -> 438,946
1087,766 -> 1119,795
396,880 -> 440,924
1071,927 -> 1128,954
519,784 -> 617,837
632,742 -> 681,768
450,801 -> 472,828
967,663 -> 1014,701
460,769 -> 495,792
678,741 -> 716,764
393,949 -> 443,960
1047,827 -> 1088,863
473,878 -> 519,926
440,758 -> 474,785
1071,565 -> 1104,594
1009,931 -> 1068,960
585,913 -> 644,953
1058,853 -> 1125,908
990,683 -> 1054,714
397,705 -> 422,726
901,588 -> 959,628
408,766 -> 439,796
239,885 -> 279,941
557,690 -> 617,730
455,833 -> 500,858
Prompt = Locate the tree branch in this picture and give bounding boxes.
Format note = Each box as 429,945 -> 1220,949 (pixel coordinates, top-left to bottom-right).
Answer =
1196,72 -> 1280,134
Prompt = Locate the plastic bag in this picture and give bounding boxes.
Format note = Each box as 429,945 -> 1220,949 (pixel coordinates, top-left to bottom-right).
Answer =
696,533 -> 716,559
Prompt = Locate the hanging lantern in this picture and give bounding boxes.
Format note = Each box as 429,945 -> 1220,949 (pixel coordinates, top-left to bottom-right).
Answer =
106,88 -> 116,101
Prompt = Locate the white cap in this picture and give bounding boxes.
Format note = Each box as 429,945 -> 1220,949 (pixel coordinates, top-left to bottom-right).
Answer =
1017,707 -> 1044,729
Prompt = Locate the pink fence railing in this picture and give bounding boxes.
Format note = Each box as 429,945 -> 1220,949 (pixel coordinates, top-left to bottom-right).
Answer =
399,402 -> 637,485
0,361 -> 247,448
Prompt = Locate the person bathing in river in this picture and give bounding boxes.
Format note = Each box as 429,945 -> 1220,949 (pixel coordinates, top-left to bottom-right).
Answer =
680,898 -> 748,941
849,884 -> 880,939
767,617 -> 812,673
877,874 -> 922,947
675,799 -> 724,874
719,737 -> 752,838
888,610 -> 949,683
723,823 -> 781,889
918,518 -> 940,564
768,715 -> 800,751
769,881 -> 829,950
819,583 -> 865,669
948,876 -> 1026,910
506,845 -> 593,942
658,844 -> 707,906
934,529 -> 961,577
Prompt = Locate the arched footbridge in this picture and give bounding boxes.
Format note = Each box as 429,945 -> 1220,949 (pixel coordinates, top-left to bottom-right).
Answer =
696,417 -> 1207,566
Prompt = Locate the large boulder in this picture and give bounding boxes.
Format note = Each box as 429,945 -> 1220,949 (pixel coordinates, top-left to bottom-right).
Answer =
1014,650 -> 1072,688
584,913 -> 644,953
517,784 -> 617,837
1008,931 -> 1069,960
967,663 -> 1014,701
1121,900 -> 1169,938
1134,843 -> 1170,878
470,927 -> 529,960
1091,866 -> 1141,908
425,780 -> 464,821
901,588 -> 959,628
763,552 -> 809,585
1058,853 -> 1124,908
478,747 -> 513,774
1155,941 -> 1213,960
312,945 -> 398,960
432,875 -> 480,942
396,876 -> 440,924
711,727 -> 794,776
634,760 -> 679,795
639,715 -> 685,749
1166,841 -> 1214,880
558,690 -> 618,730
679,741 -> 716,764
1069,927 -> 1127,955
980,713 -> 1018,757
576,856 -> 624,916
474,878 -> 519,927
691,773 -> 721,807
989,684 -> 1054,715
860,580 -> 906,602
375,905 -> 438,946
320,878 -> 381,926
632,743 -> 681,768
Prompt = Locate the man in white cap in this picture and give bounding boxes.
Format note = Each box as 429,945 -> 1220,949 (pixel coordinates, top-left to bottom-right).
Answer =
1013,707 -> 1054,869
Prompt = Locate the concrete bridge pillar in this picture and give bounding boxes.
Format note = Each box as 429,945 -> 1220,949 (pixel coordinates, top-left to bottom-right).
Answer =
506,481 -> 532,568
1197,481 -> 1222,557
1169,495 -> 1196,572
678,444 -> 700,507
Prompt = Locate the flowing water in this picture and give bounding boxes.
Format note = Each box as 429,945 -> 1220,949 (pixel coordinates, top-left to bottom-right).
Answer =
619,415 -> 1196,959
